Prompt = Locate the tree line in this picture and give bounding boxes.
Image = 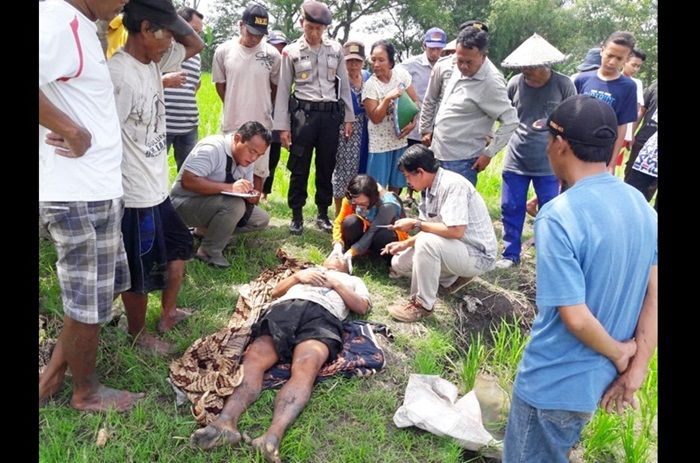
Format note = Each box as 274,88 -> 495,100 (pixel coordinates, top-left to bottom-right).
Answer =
181,0 -> 658,84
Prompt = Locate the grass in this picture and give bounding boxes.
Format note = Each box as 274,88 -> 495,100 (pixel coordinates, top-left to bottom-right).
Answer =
39,72 -> 657,462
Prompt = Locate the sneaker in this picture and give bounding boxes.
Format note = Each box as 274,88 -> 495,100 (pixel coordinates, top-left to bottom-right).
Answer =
387,299 -> 432,322
447,276 -> 473,294
316,215 -> 333,232
195,248 -> 231,269
289,216 -> 304,235
495,258 -> 516,269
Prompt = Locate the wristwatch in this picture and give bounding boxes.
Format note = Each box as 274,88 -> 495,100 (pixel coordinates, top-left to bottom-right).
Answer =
413,220 -> 422,231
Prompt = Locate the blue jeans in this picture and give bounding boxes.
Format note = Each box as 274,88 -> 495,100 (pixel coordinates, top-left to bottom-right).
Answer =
440,158 -> 478,186
500,172 -> 559,262
503,393 -> 592,463
167,127 -> 198,172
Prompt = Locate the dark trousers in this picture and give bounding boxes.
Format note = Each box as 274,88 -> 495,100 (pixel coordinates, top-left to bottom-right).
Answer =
263,141 -> 282,195
287,107 -> 342,214
167,127 -> 198,172
341,215 -> 397,264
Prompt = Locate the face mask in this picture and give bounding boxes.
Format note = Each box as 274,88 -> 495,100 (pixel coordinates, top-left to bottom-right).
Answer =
355,206 -> 367,217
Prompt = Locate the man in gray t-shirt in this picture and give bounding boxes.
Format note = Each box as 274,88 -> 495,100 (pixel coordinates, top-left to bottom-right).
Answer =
170,122 -> 272,268
497,34 -> 575,269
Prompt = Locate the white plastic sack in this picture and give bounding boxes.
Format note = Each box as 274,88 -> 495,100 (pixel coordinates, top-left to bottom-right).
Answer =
393,374 -> 502,458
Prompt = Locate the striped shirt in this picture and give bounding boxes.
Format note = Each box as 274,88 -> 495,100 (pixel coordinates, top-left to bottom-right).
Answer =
164,54 -> 201,134
419,168 -> 497,269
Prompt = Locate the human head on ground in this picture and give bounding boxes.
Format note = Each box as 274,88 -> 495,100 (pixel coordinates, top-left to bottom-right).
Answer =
423,27 -> 447,65
239,2 -> 268,48
345,174 -> 380,210
122,0 -> 192,63
178,6 -> 203,34
397,144 -> 440,191
534,95 -> 617,179
232,121 -> 272,167
623,48 -> 646,77
599,31 -> 635,78
300,0 -> 331,46
323,255 -> 350,273
455,25 -> 489,78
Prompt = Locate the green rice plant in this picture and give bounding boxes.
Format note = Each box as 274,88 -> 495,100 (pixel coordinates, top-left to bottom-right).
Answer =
619,411 -> 651,463
457,332 -> 488,391
488,318 -> 529,383
582,410 -> 621,462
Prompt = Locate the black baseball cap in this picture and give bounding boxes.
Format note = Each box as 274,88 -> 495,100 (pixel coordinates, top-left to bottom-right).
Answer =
533,95 -> 618,147
123,0 -> 191,36
242,2 -> 269,36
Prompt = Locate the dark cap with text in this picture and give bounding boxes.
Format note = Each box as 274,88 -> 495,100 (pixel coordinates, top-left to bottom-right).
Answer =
302,1 -> 332,25
124,0 -> 191,36
242,2 -> 269,35
532,95 -> 618,147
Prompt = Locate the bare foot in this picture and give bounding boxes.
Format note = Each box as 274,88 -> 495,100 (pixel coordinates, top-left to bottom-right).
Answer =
70,384 -> 144,412
190,424 -> 241,450
251,434 -> 282,463
157,307 -> 193,333
39,369 -> 66,406
134,332 -> 176,356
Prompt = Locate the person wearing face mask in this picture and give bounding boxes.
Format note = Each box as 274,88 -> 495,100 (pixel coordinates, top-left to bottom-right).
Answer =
330,174 -> 408,268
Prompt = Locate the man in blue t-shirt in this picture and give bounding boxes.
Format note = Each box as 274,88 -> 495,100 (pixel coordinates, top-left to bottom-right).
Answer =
574,31 -> 638,171
503,95 -> 657,463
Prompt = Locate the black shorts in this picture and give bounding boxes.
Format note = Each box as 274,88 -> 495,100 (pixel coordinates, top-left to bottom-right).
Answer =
122,198 -> 194,293
252,299 -> 344,363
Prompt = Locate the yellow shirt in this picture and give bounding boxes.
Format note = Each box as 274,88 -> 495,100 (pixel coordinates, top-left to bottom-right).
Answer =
106,15 -> 128,59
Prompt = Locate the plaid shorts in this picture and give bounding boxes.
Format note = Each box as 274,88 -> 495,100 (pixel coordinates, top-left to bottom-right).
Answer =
39,199 -> 131,324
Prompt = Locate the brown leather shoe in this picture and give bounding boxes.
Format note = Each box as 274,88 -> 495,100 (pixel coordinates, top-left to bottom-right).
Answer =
388,299 -> 432,322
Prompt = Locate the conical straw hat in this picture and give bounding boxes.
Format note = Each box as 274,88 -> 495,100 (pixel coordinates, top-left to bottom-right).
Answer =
501,33 -> 568,68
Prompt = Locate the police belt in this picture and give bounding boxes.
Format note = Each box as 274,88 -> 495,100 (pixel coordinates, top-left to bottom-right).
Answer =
294,98 -> 341,113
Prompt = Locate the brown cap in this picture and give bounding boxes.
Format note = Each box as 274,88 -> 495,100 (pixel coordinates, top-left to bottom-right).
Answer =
301,0 -> 332,26
343,40 -> 365,61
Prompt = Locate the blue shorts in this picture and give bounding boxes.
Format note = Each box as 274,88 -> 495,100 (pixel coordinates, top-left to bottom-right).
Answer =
121,198 -> 193,294
367,148 -> 407,189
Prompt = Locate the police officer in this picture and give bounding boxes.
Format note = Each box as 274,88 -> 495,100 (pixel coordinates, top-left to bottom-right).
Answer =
273,0 -> 355,235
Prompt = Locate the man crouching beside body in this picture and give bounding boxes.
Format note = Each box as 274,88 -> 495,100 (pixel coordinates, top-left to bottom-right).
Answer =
382,144 -> 497,322
190,255 -> 370,462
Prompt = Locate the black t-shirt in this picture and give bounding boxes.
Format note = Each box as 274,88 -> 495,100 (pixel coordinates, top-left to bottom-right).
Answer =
636,81 -> 658,145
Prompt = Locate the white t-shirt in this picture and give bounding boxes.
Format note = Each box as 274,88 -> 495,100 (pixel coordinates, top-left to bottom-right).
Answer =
109,44 -> 185,208
363,67 -> 412,153
212,39 -> 281,133
272,267 -> 371,320
39,0 -> 123,202
624,76 -> 644,141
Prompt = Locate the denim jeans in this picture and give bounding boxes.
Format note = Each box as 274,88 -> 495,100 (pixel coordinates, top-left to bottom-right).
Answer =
503,393 -> 592,463
167,127 -> 198,172
439,158 -> 479,186
500,171 -> 559,262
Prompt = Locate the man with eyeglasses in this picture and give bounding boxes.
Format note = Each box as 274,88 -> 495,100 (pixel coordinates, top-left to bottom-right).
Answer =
170,121 -> 272,269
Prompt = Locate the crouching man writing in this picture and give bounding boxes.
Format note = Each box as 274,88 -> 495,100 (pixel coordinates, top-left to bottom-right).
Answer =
190,255 -> 370,462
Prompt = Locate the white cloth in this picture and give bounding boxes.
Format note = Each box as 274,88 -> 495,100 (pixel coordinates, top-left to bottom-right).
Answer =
363,67 -> 412,153
109,43 -> 185,208
39,0 -> 123,202
272,267 -> 371,320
